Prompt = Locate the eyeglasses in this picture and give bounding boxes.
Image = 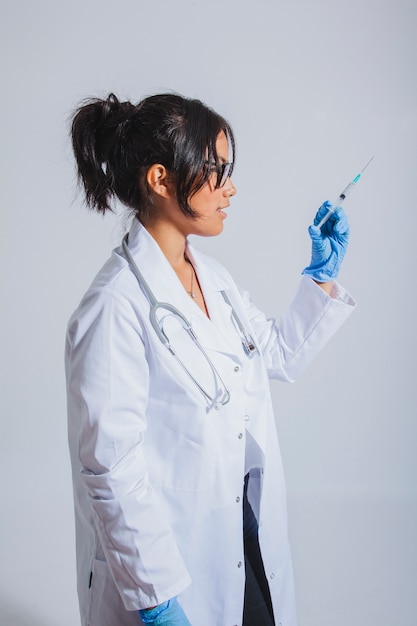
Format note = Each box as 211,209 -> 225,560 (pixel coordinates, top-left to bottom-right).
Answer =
205,161 -> 234,188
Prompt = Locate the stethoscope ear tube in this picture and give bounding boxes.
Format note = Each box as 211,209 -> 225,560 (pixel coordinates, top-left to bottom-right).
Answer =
122,233 -> 231,407
122,234 -> 158,307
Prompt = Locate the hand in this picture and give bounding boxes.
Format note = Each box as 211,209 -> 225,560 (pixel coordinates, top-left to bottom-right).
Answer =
139,597 -> 191,625
302,201 -> 350,282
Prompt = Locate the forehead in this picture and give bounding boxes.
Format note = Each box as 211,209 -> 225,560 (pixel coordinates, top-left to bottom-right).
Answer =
215,131 -> 230,162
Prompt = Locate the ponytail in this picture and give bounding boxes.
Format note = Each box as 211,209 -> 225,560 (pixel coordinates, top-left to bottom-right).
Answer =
71,94 -> 135,214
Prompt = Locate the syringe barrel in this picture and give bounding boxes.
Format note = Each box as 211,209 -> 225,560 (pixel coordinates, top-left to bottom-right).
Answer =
316,179 -> 358,228
339,180 -> 357,199
313,160 -> 371,230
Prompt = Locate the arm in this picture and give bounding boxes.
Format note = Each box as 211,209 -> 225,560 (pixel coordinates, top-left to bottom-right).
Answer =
66,288 -> 191,611
239,202 -> 355,381
241,276 -> 355,382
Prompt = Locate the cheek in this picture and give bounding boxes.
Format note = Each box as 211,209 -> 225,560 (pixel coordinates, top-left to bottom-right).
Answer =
190,187 -> 217,212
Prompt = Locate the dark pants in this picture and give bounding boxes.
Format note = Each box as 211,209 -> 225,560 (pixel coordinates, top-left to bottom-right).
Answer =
242,475 -> 275,626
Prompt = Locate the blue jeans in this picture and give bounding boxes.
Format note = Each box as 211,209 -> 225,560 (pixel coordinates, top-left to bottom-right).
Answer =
243,475 -> 275,626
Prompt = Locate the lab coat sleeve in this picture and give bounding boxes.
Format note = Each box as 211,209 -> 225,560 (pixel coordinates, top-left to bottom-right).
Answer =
66,288 -> 191,610
241,276 -> 356,382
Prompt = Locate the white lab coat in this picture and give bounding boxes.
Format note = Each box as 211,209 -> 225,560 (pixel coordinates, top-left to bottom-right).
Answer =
66,219 -> 355,626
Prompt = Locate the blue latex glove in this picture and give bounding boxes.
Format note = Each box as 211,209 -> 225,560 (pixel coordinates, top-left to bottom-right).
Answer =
302,201 -> 350,282
139,597 -> 191,625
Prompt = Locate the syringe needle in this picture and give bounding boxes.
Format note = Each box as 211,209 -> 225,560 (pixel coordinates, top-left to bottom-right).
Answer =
360,155 -> 374,174
316,156 -> 374,229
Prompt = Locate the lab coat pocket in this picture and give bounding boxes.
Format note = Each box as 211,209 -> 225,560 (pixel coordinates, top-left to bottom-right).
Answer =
86,558 -> 140,626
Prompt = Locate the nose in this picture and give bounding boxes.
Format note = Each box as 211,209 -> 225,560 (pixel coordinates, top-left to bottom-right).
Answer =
223,176 -> 237,197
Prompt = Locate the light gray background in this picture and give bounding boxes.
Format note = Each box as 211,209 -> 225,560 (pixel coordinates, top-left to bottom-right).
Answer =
1,0 -> 416,624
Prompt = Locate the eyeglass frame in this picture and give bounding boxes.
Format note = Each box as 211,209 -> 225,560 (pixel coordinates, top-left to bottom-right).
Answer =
205,160 -> 234,188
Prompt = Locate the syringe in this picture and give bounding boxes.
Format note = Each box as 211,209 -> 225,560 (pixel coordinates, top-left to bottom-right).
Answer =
316,156 -> 374,229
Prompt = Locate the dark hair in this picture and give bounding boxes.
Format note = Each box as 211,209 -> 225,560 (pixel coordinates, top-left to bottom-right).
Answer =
70,92 -> 235,220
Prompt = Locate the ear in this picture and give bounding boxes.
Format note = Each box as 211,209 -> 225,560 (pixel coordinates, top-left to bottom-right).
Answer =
146,164 -> 173,199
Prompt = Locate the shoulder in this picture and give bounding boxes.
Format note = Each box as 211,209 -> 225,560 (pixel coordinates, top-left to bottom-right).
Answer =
67,247 -> 142,332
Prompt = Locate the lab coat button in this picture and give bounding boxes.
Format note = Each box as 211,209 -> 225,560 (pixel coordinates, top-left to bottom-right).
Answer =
238,433 -> 243,439
234,366 -> 240,372
270,572 -> 275,579
244,414 -> 250,421
237,561 -> 243,568
236,496 -> 241,503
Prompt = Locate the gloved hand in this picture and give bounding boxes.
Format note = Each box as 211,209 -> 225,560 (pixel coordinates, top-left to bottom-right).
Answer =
302,201 -> 350,282
139,597 -> 191,625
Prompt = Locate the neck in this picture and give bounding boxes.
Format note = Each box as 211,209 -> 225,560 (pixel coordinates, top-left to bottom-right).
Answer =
144,219 -> 189,270
142,217 -> 208,316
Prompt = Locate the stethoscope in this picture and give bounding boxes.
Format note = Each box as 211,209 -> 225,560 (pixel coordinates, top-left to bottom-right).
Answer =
122,234 -> 259,408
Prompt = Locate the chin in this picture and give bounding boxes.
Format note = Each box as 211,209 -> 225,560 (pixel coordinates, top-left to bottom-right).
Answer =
207,223 -> 225,237
191,221 -> 225,238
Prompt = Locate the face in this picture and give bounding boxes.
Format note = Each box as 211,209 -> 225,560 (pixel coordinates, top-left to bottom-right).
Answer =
182,131 -> 237,237
145,131 -> 236,239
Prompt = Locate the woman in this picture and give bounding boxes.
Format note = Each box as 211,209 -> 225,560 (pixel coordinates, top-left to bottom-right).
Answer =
66,93 -> 355,626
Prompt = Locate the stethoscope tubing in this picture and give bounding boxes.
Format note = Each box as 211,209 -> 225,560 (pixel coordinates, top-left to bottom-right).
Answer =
122,234 -> 231,407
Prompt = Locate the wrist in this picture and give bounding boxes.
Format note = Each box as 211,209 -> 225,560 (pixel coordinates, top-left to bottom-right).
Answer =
313,279 -> 333,295
139,599 -> 172,623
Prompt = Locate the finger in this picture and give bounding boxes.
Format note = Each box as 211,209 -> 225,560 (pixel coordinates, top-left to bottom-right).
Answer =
332,206 -> 346,220
322,207 -> 348,236
314,200 -> 332,225
333,212 -> 349,235
334,216 -> 349,234
308,225 -> 328,254
308,224 -> 323,241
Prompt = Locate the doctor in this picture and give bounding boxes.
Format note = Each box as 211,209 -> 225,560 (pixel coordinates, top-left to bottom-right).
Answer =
66,92 -> 355,626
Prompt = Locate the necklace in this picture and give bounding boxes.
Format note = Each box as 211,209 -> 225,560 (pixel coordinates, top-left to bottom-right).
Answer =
185,256 -> 197,298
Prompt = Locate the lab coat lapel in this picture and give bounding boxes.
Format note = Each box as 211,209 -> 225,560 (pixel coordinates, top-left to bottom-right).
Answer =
126,221 -> 242,362
186,244 -> 244,363
126,220 -> 196,320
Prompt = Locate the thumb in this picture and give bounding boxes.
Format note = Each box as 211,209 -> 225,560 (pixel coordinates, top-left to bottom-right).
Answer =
308,224 -> 323,241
